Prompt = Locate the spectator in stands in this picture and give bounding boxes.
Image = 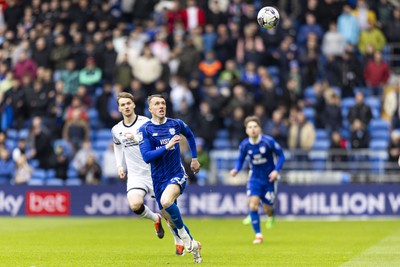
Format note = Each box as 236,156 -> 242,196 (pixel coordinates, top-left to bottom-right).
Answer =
12,138 -> 30,164
62,109 -> 90,153
60,59 -> 80,97
2,79 -> 27,129
102,38 -> 118,83
114,53 -> 133,90
384,7 -> 400,43
322,91 -> 342,132
329,131 -> 348,169
194,101 -> 219,150
352,0 -> 376,31
376,0 -> 394,29
65,96 -> 88,122
214,24 -> 236,64
31,37 -> 51,69
49,34 -> 71,80
227,106 -> 247,148
0,147 -> 14,182
78,57 -> 102,93
297,13 -> 324,47
79,154 -> 102,185
14,154 -> 32,185
101,142 -> 119,184
217,59 -> 241,87
47,92 -> 67,139
382,80 -> 400,129
72,140 -> 96,174
358,21 -> 386,55
24,79 -> 49,118
322,22 -> 346,57
387,130 -> 400,173
350,119 -> 370,149
96,83 -> 121,129
264,110 -> 288,148
337,4 -> 360,46
259,75 -> 278,118
198,50 -> 222,82
348,92 -> 373,127
236,23 -> 265,66
53,143 -> 69,181
132,44 -> 162,93
28,116 -> 55,169
364,51 -> 390,96
339,46 -> 363,98
13,50 -> 37,83
240,61 -> 261,91
288,109 -> 316,160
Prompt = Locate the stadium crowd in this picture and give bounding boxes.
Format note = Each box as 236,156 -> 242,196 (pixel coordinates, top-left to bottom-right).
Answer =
0,0 -> 400,185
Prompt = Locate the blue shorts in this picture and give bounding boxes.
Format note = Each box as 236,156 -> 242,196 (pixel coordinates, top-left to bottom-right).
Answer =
246,179 -> 277,206
154,175 -> 187,210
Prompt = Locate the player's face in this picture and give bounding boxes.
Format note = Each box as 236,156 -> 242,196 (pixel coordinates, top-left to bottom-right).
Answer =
118,98 -> 135,117
245,121 -> 261,138
149,97 -> 166,119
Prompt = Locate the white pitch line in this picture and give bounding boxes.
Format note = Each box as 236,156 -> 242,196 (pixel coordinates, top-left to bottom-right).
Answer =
340,231 -> 400,267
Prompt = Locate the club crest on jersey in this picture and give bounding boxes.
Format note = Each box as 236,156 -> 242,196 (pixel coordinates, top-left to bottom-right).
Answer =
260,146 -> 266,153
248,150 -> 253,154
169,128 -> 175,135
136,132 -> 143,142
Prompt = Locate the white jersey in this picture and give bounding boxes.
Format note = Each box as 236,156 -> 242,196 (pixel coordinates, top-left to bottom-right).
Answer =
111,115 -> 153,193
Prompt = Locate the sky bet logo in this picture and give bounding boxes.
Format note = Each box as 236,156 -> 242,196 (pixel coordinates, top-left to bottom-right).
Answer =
26,191 -> 70,216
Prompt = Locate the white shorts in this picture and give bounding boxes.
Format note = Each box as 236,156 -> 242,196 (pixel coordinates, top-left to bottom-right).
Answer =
126,173 -> 155,197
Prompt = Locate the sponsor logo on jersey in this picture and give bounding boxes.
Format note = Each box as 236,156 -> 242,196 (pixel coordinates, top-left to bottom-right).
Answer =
26,191 -> 70,216
152,133 -> 158,136
169,128 -> 175,135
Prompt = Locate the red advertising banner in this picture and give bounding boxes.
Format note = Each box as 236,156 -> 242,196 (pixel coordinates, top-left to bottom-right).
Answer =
25,191 -> 70,216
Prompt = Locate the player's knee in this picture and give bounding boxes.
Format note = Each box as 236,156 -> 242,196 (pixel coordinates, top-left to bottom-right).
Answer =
129,200 -> 144,212
160,198 -> 173,209
249,203 -> 258,211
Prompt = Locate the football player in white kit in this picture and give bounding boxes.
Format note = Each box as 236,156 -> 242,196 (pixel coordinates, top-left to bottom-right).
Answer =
112,92 -> 185,255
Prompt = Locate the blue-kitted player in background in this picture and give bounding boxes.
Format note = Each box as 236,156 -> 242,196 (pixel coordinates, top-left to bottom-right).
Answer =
138,94 -> 202,263
230,116 -> 285,244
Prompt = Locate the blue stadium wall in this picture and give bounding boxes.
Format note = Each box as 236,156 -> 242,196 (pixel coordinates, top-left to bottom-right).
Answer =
1,185 -> 399,217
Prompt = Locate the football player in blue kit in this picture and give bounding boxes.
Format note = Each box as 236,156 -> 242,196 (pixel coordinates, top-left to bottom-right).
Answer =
138,94 -> 202,263
230,116 -> 285,244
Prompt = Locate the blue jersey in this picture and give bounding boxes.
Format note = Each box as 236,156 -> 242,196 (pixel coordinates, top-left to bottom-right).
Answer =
139,118 -> 197,197
234,134 -> 285,186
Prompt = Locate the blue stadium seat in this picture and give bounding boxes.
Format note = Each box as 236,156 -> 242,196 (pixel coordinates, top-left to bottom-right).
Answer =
27,178 -> 45,186
369,140 -> 388,150
369,119 -> 390,132
6,129 -> 18,140
267,66 -> 279,76
18,128 -> 29,140
32,169 -> 47,180
29,159 -> 39,168
312,139 -> 330,150
216,129 -> 229,139
46,169 -> 56,179
370,130 -> 390,141
303,107 -> 315,123
46,178 -> 64,186
304,86 -> 316,105
65,178 -> 82,186
316,129 -> 329,141
213,138 -> 231,149
341,97 -> 355,109
93,139 -> 111,152
96,129 -> 113,141
0,176 -> 10,185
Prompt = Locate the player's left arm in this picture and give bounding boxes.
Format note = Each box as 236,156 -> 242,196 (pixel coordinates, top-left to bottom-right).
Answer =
269,138 -> 286,182
177,119 -> 200,174
139,127 -> 167,163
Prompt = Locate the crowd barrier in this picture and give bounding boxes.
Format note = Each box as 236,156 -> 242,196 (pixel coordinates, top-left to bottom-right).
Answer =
0,184 -> 399,217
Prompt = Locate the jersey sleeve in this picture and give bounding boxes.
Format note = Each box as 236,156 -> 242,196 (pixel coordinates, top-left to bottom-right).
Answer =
234,141 -> 247,172
112,128 -> 124,169
270,138 -> 285,171
139,125 -> 167,163
177,119 -> 197,158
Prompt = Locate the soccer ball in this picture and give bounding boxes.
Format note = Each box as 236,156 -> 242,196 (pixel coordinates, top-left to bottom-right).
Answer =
257,6 -> 280,29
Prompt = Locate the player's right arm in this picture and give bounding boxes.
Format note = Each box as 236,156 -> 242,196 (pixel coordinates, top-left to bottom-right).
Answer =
230,141 -> 247,177
112,129 -> 126,179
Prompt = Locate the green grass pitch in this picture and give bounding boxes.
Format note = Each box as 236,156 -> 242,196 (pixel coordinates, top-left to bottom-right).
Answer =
0,217 -> 399,266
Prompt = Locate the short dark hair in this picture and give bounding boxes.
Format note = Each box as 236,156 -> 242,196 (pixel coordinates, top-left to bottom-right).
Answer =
244,116 -> 261,127
147,94 -> 165,105
117,92 -> 134,105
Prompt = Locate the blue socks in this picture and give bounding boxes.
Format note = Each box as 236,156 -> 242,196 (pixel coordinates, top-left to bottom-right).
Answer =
165,203 -> 184,229
250,210 -> 261,234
